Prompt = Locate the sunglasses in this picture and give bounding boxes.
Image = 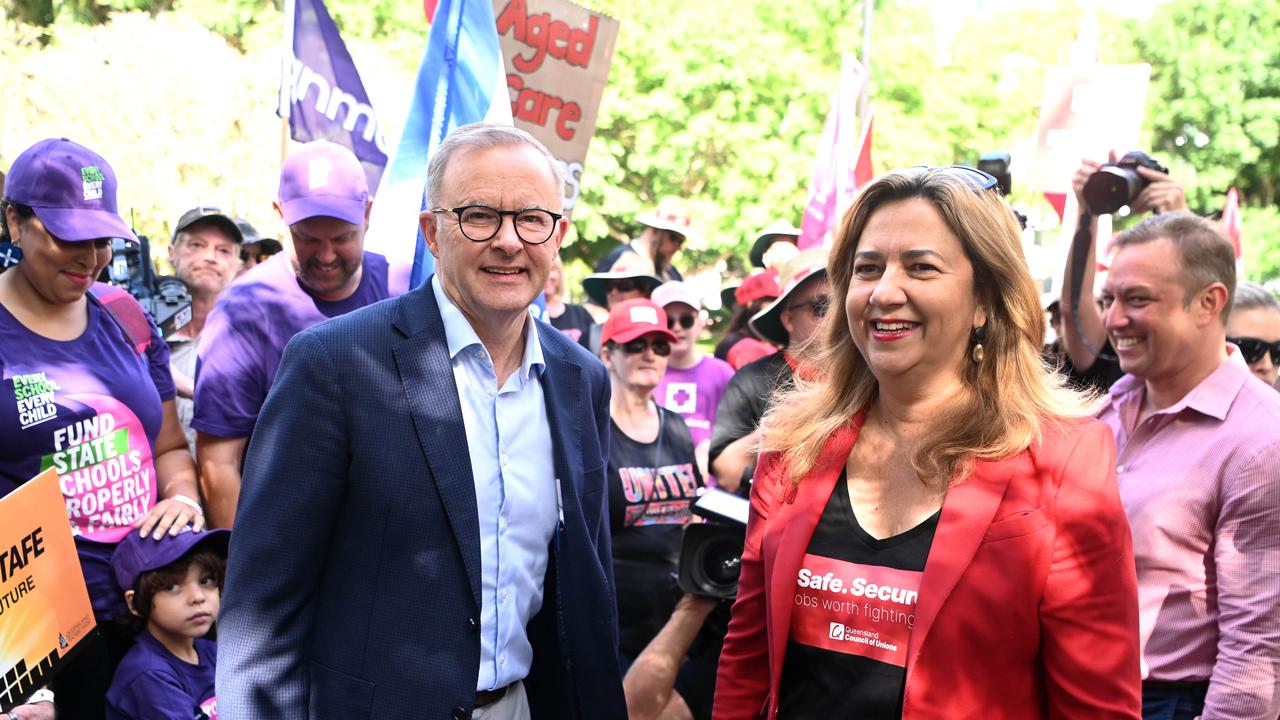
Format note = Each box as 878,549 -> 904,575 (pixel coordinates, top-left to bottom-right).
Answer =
616,338 -> 672,357
907,165 -> 999,192
788,296 -> 830,318
607,279 -> 640,294
667,314 -> 696,330
1229,336 -> 1280,365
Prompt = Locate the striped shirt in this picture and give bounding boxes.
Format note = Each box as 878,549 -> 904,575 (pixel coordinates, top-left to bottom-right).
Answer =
1098,347 -> 1280,719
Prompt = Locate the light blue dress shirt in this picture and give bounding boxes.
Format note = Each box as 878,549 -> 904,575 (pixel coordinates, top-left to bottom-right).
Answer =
431,276 -> 559,692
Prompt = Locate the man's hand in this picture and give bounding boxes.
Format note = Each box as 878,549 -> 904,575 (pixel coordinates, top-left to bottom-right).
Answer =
1071,156 -> 1110,211
1130,165 -> 1188,215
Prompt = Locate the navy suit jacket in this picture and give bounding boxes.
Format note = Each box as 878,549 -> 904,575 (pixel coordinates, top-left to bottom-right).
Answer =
217,282 -> 626,719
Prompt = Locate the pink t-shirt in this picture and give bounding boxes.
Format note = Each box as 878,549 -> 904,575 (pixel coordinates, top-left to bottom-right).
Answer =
654,355 -> 735,449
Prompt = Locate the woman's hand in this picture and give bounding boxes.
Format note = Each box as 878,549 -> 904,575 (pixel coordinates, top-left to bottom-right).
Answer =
136,493 -> 205,539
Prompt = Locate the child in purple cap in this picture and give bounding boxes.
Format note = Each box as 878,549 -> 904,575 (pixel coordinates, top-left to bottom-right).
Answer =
106,525 -> 228,720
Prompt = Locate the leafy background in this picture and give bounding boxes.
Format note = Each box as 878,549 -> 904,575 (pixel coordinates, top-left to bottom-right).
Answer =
2,0 -> 1277,297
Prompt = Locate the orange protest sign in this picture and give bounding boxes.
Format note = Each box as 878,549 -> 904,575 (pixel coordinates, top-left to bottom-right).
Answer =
0,469 -> 96,710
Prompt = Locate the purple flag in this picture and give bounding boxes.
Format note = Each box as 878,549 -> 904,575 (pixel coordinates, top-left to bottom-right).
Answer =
279,0 -> 387,193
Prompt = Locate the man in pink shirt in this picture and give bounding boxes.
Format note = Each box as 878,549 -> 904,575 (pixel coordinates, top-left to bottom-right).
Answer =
1097,211 -> 1280,720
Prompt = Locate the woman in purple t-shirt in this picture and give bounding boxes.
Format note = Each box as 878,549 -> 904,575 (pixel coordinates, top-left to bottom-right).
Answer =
0,139 -> 203,720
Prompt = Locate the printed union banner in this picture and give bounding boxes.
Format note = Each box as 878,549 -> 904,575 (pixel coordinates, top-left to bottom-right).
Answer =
492,0 -> 620,216
0,469 -> 96,710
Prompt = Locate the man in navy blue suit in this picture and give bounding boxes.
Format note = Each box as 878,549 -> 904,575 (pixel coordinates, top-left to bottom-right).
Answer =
217,123 -> 626,720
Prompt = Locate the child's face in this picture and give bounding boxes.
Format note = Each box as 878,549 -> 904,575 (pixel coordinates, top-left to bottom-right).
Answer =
148,561 -> 220,642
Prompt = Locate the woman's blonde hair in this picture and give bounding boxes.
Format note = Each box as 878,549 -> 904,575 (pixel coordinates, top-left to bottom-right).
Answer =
762,167 -> 1096,487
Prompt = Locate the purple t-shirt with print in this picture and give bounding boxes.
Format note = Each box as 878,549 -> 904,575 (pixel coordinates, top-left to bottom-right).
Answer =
0,293 -> 174,619
654,355 -> 735,448
192,251 -> 409,439
106,632 -> 217,720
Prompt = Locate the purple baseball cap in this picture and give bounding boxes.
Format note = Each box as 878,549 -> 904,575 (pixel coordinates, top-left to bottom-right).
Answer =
278,141 -> 369,227
4,138 -> 138,243
111,525 -> 230,592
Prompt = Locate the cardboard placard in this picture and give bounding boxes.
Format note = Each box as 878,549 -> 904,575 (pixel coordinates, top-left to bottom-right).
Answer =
493,0 -> 620,215
0,469 -> 96,710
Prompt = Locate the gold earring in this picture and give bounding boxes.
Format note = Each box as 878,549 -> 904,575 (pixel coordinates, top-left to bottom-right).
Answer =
970,325 -> 988,365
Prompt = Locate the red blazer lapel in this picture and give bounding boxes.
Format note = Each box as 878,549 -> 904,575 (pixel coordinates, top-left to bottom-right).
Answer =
904,457 -> 1014,689
765,416 -> 864,700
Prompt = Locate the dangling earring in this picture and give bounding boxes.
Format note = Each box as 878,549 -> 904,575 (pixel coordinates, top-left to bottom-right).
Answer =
970,325 -> 988,364
0,242 -> 22,269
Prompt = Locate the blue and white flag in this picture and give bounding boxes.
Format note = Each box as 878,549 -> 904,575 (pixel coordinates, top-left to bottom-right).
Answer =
279,0 -> 388,193
364,0 -> 512,287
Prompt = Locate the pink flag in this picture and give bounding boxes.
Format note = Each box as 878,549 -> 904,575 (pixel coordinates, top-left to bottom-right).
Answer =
1222,187 -> 1242,260
798,54 -> 871,249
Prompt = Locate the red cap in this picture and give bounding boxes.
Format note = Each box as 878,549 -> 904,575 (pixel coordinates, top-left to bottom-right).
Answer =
735,269 -> 781,307
600,298 -> 679,346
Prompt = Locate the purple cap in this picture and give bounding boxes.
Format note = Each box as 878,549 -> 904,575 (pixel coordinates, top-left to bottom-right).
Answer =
3,138 -> 138,243
278,141 -> 369,227
111,525 -> 230,592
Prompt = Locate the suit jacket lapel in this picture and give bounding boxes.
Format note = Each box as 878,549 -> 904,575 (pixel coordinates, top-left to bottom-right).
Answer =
391,286 -> 482,610
904,457 -> 1012,686
537,340 -> 584,520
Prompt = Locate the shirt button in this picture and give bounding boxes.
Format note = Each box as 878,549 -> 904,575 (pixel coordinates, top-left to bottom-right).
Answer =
468,617 -> 478,633
500,522 -> 508,535
1117,465 -> 1126,473
500,654 -> 507,665
501,454 -> 510,466
501,589 -> 509,600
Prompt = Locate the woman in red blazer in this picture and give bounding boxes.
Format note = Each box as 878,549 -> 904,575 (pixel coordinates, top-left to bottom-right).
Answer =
713,167 -> 1140,720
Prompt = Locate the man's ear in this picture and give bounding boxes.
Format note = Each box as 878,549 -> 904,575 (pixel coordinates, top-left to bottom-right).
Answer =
1199,282 -> 1230,326
420,211 -> 442,260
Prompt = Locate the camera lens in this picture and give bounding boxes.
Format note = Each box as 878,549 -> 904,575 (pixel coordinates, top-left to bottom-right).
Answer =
694,534 -> 743,595
1083,166 -> 1142,215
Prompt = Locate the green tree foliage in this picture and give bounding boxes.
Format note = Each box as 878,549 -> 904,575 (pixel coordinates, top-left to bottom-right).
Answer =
1129,0 -> 1280,211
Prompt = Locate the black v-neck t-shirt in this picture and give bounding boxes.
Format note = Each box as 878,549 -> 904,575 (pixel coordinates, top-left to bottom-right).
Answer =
777,471 -> 939,720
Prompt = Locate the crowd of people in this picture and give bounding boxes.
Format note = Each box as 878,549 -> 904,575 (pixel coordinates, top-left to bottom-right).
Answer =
0,124 -> 1276,720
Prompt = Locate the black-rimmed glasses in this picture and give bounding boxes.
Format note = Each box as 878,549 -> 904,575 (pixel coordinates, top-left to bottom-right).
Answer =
907,165 -> 1000,193
1229,336 -> 1280,365
430,205 -> 563,245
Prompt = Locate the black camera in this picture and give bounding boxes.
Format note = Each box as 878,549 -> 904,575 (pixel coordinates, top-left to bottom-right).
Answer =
102,235 -> 192,338
1082,151 -> 1169,215
677,490 -> 749,600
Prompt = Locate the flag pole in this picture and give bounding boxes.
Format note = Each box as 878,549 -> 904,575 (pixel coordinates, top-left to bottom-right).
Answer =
858,0 -> 873,135
279,0 -> 296,167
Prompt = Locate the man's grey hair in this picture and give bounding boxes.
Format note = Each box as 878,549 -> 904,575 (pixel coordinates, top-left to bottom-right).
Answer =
1233,282 -> 1280,312
425,123 -> 565,210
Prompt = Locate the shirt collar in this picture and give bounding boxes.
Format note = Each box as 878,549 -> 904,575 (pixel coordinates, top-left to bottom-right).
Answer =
431,274 -> 545,382
1105,344 -> 1249,421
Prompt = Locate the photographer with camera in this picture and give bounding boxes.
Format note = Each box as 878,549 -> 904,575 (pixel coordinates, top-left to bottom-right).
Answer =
1058,151 -> 1187,390
0,138 -> 203,720
165,206 -> 243,456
